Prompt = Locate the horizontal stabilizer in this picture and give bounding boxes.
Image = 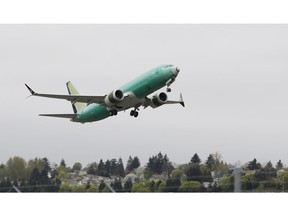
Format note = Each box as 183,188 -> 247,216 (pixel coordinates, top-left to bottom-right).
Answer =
39,114 -> 77,119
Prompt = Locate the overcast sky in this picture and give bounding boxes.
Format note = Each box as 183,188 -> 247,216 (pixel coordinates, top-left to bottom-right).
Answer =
0,25 -> 288,167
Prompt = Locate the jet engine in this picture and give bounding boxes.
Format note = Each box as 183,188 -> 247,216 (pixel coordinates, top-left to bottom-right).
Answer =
104,89 -> 124,106
151,92 -> 168,107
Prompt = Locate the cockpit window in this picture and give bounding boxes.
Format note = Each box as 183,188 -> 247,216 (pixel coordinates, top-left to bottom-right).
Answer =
163,64 -> 173,68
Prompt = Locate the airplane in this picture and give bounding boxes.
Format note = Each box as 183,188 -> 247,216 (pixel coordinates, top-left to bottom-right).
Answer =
25,64 -> 185,123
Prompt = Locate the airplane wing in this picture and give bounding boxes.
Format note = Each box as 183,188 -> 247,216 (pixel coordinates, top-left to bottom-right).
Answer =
25,84 -> 106,105
39,114 -> 77,118
165,93 -> 185,107
144,93 -> 185,108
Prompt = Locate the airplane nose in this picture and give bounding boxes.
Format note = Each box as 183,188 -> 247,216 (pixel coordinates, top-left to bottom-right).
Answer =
172,66 -> 180,76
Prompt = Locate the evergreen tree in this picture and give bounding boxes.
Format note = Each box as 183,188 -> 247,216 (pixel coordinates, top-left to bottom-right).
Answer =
115,158 -> 125,177
124,177 -> 133,192
126,156 -> 141,172
110,159 -> 117,176
205,154 -> 216,170
255,161 -> 277,182
149,180 -> 156,192
126,156 -> 133,172
60,159 -> 66,168
103,160 -> 111,177
247,158 -> 260,170
146,152 -> 173,175
97,159 -> 105,176
87,162 -> 97,175
111,178 -> 123,192
29,167 -> 41,189
131,157 -> 140,170
165,178 -> 181,192
98,180 -> 106,192
184,163 -> 202,182
190,153 -> 201,164
276,160 -> 283,170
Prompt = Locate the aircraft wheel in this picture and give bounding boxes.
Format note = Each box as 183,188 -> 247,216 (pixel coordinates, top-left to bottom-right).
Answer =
134,111 -> 139,118
130,110 -> 135,116
167,87 -> 171,92
109,110 -> 114,116
113,110 -> 118,115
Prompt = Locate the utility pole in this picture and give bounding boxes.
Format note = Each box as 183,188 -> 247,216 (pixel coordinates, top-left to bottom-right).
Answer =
233,167 -> 242,192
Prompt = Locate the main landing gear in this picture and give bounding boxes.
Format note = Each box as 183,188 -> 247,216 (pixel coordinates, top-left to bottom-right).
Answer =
130,109 -> 139,118
109,109 -> 118,116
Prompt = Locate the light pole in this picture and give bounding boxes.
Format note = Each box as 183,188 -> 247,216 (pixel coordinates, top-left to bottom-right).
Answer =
283,176 -> 285,192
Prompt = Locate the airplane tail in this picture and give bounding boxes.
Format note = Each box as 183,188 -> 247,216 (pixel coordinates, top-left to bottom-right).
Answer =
66,81 -> 86,113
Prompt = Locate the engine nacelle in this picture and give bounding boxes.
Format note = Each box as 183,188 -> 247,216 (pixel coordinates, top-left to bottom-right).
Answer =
151,92 -> 168,107
104,89 -> 124,106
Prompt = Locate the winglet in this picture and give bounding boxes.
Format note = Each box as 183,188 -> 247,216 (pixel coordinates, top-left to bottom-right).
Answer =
25,84 -> 35,95
180,93 -> 185,107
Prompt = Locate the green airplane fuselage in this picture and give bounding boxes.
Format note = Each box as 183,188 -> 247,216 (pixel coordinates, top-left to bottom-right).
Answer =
74,65 -> 177,123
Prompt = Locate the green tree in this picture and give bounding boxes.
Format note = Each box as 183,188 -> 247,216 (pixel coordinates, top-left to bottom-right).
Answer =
115,158 -> 125,177
276,160 -> 283,170
241,173 -> 259,191
146,152 -> 174,175
277,173 -> 288,192
110,159 -> 117,176
132,181 -> 151,192
102,186 -> 112,192
72,162 -> 82,172
171,168 -> 184,180
87,162 -> 97,175
59,183 -> 72,192
190,153 -> 201,164
72,184 -> 86,192
27,158 -> 45,177
205,154 -> 216,170
184,163 -> 202,182
179,181 -> 201,192
98,180 -> 106,192
6,156 -> 27,181
219,176 -> 234,192
200,165 -> 213,182
247,158 -> 261,170
87,184 -> 98,192
126,156 -> 141,172
165,178 -> 181,192
124,177 -> 133,192
28,167 -> 41,191
60,159 -> 66,168
157,180 -> 167,192
126,156 -> 133,172
97,159 -> 105,176
56,165 -> 68,179
255,161 -> 277,181
111,178 -> 123,192
103,160 -> 111,177
132,156 -> 140,170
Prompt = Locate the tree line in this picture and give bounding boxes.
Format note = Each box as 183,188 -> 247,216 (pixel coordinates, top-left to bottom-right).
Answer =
0,153 -> 287,192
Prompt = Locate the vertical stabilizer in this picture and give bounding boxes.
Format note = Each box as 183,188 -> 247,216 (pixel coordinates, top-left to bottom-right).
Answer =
66,81 -> 86,113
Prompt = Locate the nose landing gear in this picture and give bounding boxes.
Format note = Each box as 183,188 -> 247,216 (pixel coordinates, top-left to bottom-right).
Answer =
166,78 -> 175,92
